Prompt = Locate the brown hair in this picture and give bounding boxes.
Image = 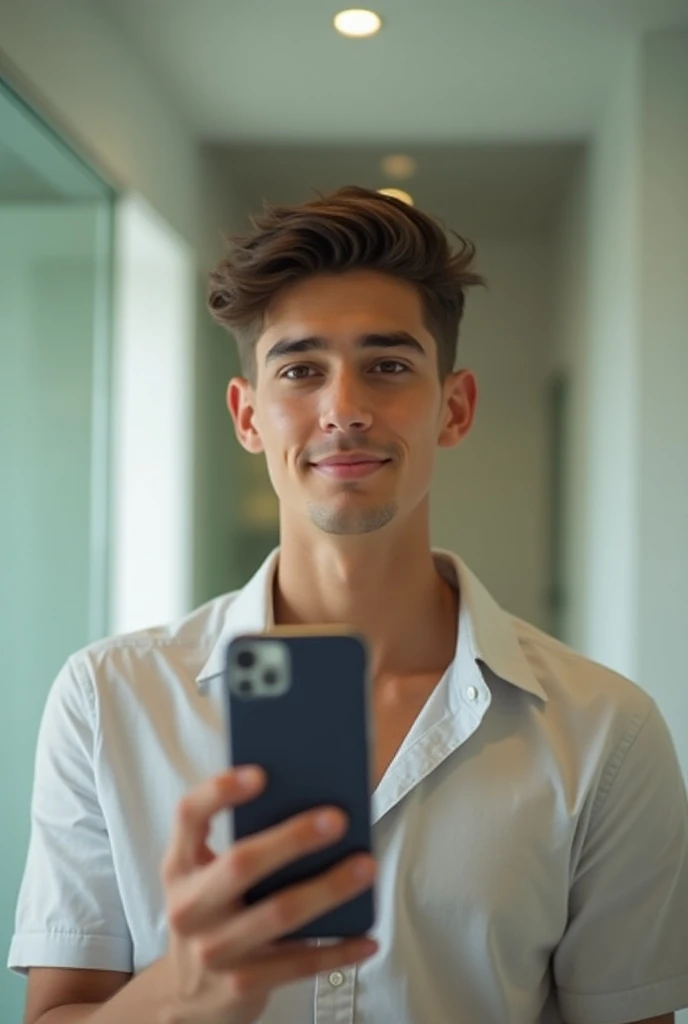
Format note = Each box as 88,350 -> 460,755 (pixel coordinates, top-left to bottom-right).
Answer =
207,185 -> 485,381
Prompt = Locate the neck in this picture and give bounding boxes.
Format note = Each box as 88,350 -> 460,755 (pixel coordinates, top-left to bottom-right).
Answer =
274,506 -> 458,677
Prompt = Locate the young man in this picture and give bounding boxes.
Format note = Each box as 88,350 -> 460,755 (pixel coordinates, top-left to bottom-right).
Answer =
10,187 -> 688,1024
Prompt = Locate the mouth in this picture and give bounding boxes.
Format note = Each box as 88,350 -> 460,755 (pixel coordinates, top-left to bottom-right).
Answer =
310,456 -> 392,481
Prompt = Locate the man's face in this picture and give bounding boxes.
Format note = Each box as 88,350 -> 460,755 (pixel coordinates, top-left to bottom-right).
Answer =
228,270 -> 476,537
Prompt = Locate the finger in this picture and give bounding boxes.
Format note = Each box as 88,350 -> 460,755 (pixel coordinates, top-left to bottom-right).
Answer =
170,806 -> 348,936
199,853 -> 377,969
162,766 -> 266,881
226,937 -> 379,1000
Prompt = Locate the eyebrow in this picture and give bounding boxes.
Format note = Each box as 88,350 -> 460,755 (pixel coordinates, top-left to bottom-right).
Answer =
265,331 -> 427,365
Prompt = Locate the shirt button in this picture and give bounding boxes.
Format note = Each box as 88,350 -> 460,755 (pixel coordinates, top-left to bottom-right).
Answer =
466,686 -> 479,701
328,970 -> 345,988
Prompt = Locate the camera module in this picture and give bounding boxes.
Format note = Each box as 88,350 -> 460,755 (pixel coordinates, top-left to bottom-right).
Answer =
236,649 -> 255,670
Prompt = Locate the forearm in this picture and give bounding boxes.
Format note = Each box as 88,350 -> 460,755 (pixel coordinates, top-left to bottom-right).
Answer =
34,1011 -> 92,1024
36,957 -> 171,1024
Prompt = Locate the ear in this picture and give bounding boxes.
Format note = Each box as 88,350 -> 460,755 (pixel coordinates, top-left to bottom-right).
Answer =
437,369 -> 477,449
227,377 -> 264,454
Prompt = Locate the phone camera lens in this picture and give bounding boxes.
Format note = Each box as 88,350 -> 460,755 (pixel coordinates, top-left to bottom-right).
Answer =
238,679 -> 253,694
263,669 -> 279,686
236,649 -> 255,669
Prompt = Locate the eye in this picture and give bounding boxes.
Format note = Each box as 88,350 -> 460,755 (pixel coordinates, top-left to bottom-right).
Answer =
372,359 -> 410,375
280,364 -> 319,381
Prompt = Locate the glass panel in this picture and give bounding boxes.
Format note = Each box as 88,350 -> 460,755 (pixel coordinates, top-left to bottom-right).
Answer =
0,78 -> 114,1019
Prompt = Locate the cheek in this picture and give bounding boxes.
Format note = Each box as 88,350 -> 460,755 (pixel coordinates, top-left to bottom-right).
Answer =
396,407 -> 444,480
252,390 -> 279,429
256,395 -> 309,455
394,399 -> 443,447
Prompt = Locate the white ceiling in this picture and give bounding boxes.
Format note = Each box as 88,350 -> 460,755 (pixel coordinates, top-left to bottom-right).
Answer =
92,0 -> 688,143
89,0 -> 688,232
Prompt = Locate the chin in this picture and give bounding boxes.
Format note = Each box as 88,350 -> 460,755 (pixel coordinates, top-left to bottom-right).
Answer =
306,499 -> 398,536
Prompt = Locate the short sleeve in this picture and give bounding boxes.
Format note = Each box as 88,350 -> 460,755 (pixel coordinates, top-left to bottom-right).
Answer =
7,657 -> 133,974
554,700 -> 688,1024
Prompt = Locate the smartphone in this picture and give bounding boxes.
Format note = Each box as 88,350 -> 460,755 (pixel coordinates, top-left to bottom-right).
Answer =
222,628 -> 375,941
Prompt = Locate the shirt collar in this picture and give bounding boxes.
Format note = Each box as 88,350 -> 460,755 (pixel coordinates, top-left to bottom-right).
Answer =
195,547 -> 547,702
434,549 -> 547,702
195,550 -> 279,693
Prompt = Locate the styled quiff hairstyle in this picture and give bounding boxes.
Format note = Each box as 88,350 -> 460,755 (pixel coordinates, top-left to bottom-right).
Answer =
207,185 -> 485,382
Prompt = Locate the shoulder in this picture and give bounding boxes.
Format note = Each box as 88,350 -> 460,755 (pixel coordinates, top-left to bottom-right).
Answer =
61,590 -> 242,708
509,615 -> 657,761
513,615 -> 652,709
498,618 -> 688,842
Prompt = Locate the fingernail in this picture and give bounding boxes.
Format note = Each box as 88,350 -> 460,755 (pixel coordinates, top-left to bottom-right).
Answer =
235,766 -> 263,789
353,858 -> 376,882
315,810 -> 345,835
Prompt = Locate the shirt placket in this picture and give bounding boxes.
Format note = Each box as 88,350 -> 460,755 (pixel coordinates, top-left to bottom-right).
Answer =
314,962 -> 357,1024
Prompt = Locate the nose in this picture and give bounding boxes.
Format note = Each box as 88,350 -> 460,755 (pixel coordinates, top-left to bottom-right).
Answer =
319,369 -> 373,434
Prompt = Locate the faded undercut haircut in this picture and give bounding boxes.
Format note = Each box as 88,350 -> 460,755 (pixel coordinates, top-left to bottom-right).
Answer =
207,185 -> 485,382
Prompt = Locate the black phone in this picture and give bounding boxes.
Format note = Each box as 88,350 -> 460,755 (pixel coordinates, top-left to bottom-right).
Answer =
223,628 -> 375,941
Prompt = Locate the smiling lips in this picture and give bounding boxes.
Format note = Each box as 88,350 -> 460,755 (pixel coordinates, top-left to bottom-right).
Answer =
311,453 -> 392,480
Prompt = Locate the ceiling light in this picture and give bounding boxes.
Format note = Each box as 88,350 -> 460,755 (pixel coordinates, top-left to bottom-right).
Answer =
381,154 -> 417,181
378,188 -> 414,206
334,9 -> 382,38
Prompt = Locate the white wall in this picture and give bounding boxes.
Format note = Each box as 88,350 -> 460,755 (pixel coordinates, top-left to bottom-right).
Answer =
553,44 -> 641,678
581,45 -> 640,681
554,30 -> 688,789
636,30 -> 688,771
110,195 -> 196,633
431,233 -> 554,631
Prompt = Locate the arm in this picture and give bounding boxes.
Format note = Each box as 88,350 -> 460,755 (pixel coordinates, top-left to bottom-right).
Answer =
26,967 -> 130,1024
570,1018 -> 675,1024
10,659 -> 133,983
24,960 -> 185,1024
12,661 -> 174,1024
554,702 -> 688,1023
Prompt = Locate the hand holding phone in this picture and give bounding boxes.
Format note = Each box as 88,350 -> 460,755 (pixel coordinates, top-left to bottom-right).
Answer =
161,766 -> 378,1024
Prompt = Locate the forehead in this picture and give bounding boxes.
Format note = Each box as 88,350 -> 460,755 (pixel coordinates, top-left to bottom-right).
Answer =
259,270 -> 431,346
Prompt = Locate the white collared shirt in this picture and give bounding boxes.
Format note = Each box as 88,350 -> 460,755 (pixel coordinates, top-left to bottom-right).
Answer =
8,551 -> 688,1023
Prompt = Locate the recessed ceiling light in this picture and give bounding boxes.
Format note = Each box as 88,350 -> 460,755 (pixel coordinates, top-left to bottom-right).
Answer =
381,154 -> 417,181
378,188 -> 414,206
334,9 -> 382,38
